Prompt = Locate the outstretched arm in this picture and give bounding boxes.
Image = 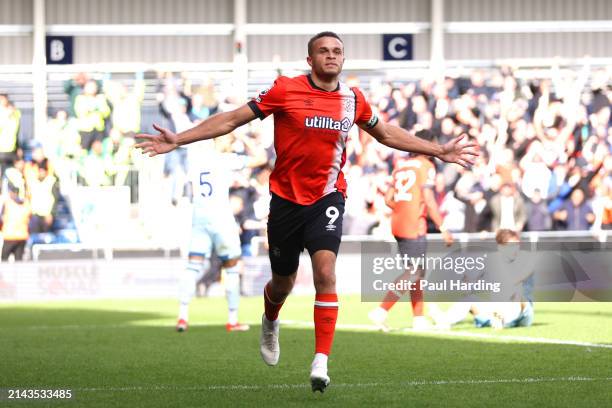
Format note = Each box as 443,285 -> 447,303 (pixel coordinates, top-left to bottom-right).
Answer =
361,121 -> 479,168
135,104 -> 257,156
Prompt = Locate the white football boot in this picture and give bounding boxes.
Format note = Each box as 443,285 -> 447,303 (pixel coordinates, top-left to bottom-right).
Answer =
368,307 -> 390,332
412,315 -> 434,331
260,314 -> 280,366
310,354 -> 330,393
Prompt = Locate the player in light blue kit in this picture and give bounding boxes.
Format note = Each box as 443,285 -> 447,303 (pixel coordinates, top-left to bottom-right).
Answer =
177,132 -> 266,332
430,229 -> 535,329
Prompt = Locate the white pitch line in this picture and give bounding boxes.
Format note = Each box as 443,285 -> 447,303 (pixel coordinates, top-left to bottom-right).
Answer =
78,376 -> 612,393
3,320 -> 611,350
419,328 -> 612,349
282,320 -> 612,349
0,321 -> 260,331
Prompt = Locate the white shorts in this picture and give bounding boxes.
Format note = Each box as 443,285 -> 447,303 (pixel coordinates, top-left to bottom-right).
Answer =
188,217 -> 242,261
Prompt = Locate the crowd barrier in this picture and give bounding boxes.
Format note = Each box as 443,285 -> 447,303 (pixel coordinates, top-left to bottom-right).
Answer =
0,231 -> 609,302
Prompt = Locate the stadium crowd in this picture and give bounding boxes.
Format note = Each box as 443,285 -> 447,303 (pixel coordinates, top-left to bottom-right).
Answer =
0,64 -> 610,259
343,65 -> 612,236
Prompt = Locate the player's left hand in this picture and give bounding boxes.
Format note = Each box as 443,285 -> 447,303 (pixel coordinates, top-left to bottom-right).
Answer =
441,230 -> 454,246
438,134 -> 479,168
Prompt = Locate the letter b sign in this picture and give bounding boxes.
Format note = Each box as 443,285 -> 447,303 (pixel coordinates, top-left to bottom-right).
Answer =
46,36 -> 73,64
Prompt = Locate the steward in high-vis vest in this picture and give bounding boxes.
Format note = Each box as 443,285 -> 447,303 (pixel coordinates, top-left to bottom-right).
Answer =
27,159 -> 60,234
0,184 -> 31,262
0,95 -> 21,178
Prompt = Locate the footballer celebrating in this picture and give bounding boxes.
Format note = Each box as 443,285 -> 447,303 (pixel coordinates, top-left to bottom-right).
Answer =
369,138 -> 454,332
136,31 -> 478,393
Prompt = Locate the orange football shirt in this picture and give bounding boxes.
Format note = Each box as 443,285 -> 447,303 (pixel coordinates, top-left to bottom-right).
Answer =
390,156 -> 436,239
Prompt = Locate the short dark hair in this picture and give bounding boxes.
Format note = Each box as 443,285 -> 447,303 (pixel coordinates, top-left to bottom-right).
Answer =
39,158 -> 49,172
495,229 -> 520,244
308,31 -> 343,56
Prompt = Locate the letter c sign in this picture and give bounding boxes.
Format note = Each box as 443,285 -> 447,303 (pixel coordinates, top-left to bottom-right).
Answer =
383,34 -> 413,61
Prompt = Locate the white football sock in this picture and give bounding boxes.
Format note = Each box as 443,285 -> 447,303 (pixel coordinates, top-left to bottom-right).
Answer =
179,302 -> 190,321
178,259 -> 208,320
228,310 -> 238,325
313,353 -> 328,368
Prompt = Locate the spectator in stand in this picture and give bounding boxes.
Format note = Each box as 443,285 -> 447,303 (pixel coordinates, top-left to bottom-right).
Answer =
526,188 -> 552,231
251,164 -> 272,222
104,73 -> 145,137
0,94 -> 21,182
520,144 -> 552,200
27,159 -> 60,234
553,188 -> 595,231
63,72 -> 102,118
102,128 -> 135,186
75,80 -> 111,151
490,182 -> 527,232
227,133 -> 267,256
434,173 -> 465,232
80,140 -> 112,187
64,72 -> 88,117
184,76 -> 219,121
602,185 -> 612,230
2,157 -> 25,198
0,183 -> 30,261
454,173 -> 491,233
141,62 -> 607,240
438,189 -> 465,233
157,72 -> 194,205
43,62 -> 612,241
43,109 -> 82,185
23,145 -> 52,186
230,193 -> 260,257
599,157 -> 612,230
43,109 -> 81,160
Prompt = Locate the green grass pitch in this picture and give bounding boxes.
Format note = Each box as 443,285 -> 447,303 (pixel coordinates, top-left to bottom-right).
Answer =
1,295 -> 611,407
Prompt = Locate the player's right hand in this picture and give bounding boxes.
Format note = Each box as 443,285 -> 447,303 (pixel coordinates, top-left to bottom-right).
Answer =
135,124 -> 179,156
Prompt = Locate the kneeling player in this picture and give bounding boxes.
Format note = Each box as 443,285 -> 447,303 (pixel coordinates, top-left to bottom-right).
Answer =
429,229 -> 535,329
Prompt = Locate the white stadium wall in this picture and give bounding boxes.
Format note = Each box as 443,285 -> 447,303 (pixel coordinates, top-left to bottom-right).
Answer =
72,36 -> 234,64
46,0 -> 233,63
445,32 -> 612,60
0,0 -> 33,64
0,0 -> 611,63
445,0 -> 610,21
246,33 -> 430,63
246,0 -> 430,23
45,0 -> 232,24
443,0 -> 612,60
243,0 -> 430,62
0,36 -> 33,65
